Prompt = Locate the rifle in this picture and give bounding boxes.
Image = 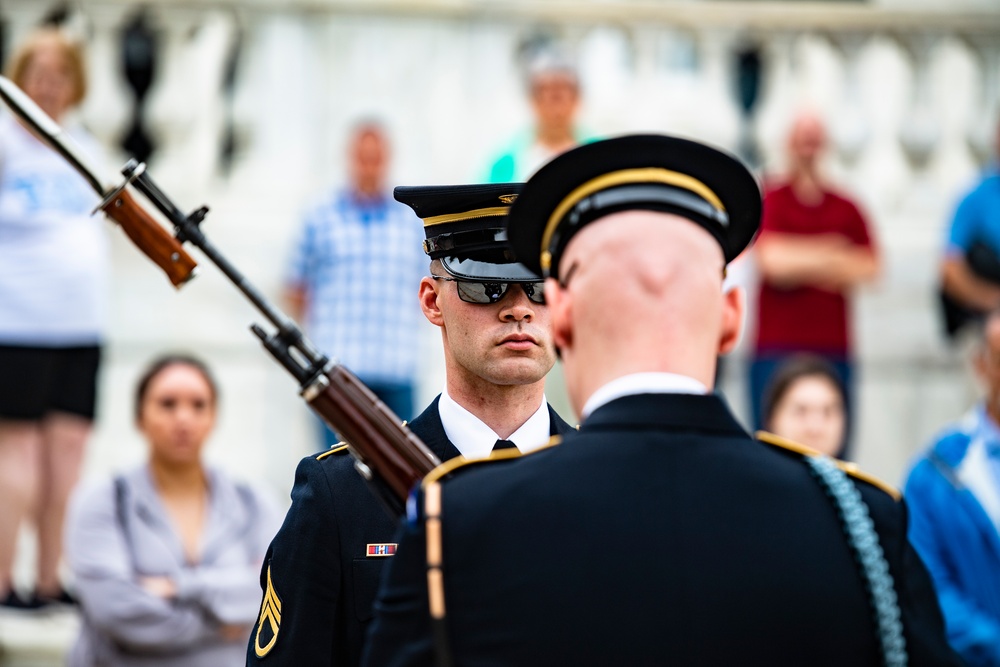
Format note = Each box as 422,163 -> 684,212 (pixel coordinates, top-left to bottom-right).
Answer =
0,76 -> 438,517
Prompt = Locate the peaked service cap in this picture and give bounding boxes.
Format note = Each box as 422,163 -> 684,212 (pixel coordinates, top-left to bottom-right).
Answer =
506,134 -> 762,280
394,183 -> 540,281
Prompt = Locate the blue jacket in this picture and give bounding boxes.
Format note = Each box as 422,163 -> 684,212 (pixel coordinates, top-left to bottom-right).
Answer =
905,406 -> 1000,667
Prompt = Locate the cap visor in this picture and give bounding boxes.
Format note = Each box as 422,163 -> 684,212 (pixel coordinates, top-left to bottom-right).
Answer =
440,256 -> 542,281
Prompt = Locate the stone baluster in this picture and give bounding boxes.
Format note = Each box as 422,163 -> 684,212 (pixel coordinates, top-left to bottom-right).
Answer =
751,29 -> 797,174
925,37 -> 980,209
828,31 -> 872,170
78,6 -> 133,164
897,31 -> 942,174
693,27 -> 742,152
143,9 -> 237,200
848,35 -> 912,217
962,33 -> 1000,168
578,24 -> 633,135
631,26 -> 701,136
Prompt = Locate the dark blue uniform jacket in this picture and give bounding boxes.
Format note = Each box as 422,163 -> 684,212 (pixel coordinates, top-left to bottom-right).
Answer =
247,396 -> 571,666
363,393 -> 962,667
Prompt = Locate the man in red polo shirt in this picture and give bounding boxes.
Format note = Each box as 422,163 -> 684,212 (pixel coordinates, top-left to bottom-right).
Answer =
751,112 -> 881,457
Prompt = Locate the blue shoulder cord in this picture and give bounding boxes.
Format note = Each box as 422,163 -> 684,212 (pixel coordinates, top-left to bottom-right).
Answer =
805,455 -> 908,667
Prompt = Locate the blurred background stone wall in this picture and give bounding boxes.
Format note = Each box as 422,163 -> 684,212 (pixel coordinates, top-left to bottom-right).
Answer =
0,3 -> 999,658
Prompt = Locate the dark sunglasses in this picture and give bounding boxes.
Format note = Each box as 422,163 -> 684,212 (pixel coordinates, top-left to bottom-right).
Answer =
430,275 -> 546,305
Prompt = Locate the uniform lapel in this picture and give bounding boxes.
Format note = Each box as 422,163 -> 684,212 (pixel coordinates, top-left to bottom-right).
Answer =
547,405 -> 574,436
413,397 -> 570,459
409,395 -> 461,462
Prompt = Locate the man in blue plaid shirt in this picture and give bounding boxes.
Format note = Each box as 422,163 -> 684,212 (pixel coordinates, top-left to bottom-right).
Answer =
285,122 -> 426,448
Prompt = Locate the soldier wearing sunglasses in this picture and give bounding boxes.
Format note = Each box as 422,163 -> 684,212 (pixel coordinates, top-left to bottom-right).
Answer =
247,184 -> 571,667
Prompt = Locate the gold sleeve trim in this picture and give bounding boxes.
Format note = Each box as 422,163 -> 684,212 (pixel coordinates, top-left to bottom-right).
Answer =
428,569 -> 446,619
423,206 -> 510,227
421,435 -> 563,488
316,442 -> 349,460
540,168 -> 725,271
755,430 -> 900,501
424,482 -> 447,620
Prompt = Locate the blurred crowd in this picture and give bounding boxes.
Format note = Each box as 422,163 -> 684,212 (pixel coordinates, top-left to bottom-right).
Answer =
0,17 -> 999,667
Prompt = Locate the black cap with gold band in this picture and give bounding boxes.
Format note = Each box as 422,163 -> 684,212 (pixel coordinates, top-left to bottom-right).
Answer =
506,135 -> 762,280
394,183 -> 541,282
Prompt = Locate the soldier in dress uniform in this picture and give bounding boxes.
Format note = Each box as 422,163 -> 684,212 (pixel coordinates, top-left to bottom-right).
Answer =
363,136 -> 961,667
246,184 -> 572,666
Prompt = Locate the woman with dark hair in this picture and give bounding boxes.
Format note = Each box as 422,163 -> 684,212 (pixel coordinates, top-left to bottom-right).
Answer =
65,355 -> 281,666
762,354 -> 849,458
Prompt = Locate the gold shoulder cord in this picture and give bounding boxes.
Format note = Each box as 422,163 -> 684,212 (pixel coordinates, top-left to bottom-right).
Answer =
424,482 -> 454,667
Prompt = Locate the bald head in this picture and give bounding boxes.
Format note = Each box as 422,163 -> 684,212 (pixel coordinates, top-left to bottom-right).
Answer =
545,210 -> 744,415
561,210 -> 725,311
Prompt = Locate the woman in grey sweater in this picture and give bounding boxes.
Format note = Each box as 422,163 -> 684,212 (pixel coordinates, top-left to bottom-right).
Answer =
65,355 -> 282,666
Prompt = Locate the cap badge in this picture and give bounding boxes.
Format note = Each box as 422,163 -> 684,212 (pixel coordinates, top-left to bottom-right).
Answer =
499,194 -> 518,204
367,543 -> 398,557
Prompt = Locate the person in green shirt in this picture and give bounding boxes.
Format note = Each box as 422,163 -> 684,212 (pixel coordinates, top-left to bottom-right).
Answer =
487,55 -> 591,183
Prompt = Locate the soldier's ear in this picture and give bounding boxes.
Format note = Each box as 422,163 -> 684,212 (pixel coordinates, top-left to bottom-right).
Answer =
718,286 -> 744,355
419,277 -> 444,327
545,278 -> 573,352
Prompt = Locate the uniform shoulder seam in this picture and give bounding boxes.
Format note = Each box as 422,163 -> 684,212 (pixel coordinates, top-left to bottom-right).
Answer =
755,431 -> 900,501
421,435 -> 563,488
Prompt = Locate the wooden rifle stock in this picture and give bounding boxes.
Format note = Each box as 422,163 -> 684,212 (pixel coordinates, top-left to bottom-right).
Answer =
304,365 -> 441,516
101,189 -> 197,287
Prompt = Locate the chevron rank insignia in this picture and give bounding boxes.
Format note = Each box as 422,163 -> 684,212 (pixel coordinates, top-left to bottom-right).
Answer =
254,565 -> 282,657
366,543 -> 397,557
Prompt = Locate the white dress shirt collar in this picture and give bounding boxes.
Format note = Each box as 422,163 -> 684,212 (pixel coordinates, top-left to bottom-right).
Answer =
438,389 -> 551,459
581,372 -> 708,419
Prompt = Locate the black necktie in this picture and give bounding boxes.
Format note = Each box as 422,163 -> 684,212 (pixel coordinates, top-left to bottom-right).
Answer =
493,439 -> 517,452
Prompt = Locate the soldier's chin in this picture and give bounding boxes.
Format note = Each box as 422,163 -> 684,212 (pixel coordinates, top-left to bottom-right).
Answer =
486,359 -> 549,387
